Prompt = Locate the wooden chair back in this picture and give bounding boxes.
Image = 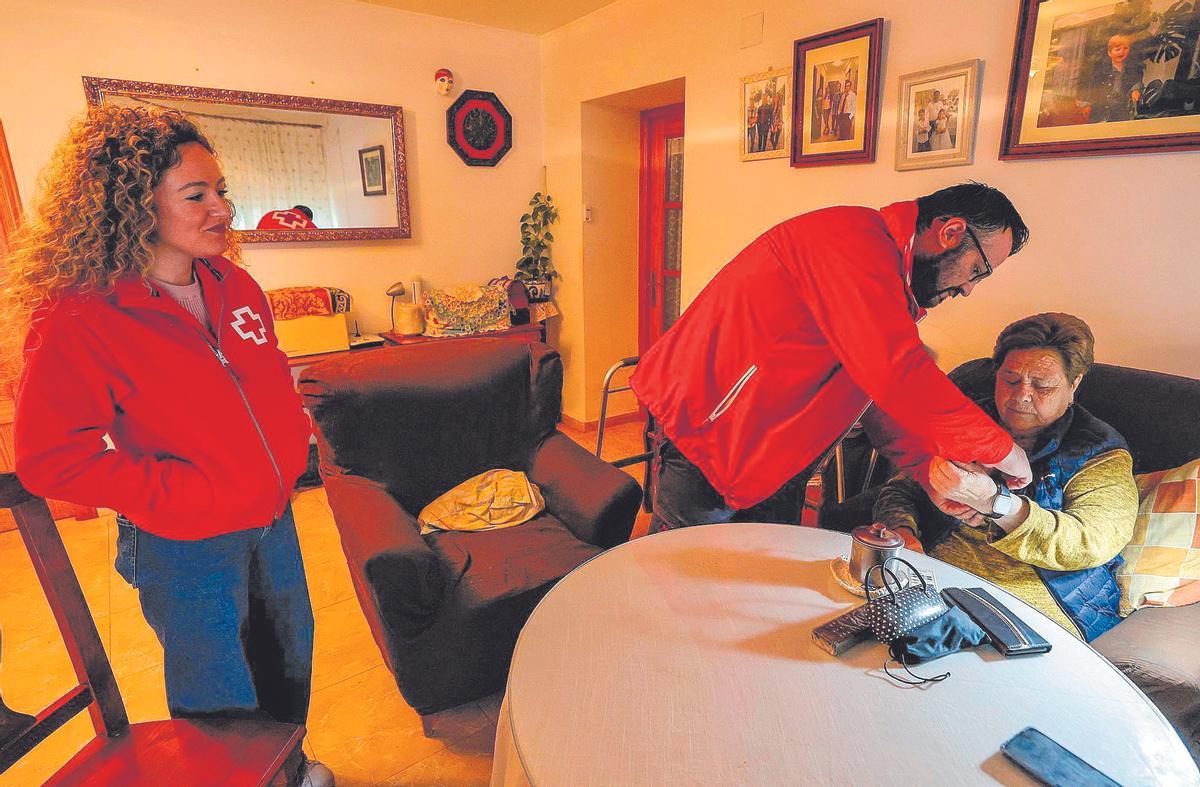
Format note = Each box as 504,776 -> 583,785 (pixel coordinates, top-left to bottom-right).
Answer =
0,472 -> 305,785
0,472 -> 126,772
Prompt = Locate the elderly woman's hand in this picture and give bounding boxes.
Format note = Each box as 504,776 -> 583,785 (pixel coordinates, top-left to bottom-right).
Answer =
928,456 -> 1000,514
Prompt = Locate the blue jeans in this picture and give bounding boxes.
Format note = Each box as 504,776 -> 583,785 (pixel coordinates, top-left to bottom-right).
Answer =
115,505 -> 314,725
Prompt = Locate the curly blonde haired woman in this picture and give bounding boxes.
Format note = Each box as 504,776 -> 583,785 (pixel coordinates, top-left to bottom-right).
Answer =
5,106 -> 332,786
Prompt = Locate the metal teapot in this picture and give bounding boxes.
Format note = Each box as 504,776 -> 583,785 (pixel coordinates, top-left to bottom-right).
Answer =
849,523 -> 905,585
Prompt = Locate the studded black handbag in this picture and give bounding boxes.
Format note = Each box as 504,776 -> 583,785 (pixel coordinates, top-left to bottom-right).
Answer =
863,558 -> 948,641
863,558 -> 986,685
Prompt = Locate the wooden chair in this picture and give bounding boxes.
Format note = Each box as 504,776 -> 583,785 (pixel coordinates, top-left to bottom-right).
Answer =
0,473 -> 305,785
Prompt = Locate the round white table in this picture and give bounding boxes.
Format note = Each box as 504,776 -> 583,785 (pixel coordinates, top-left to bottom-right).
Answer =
491,524 -> 1199,786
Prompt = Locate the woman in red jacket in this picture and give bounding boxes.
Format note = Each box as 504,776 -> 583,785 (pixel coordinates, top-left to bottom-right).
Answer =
4,106 -> 331,785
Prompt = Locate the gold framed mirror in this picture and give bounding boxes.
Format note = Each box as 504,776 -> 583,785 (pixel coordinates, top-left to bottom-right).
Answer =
83,76 -> 411,242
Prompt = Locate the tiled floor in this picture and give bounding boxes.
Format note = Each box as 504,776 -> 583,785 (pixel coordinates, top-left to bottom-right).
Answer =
0,418 -> 651,785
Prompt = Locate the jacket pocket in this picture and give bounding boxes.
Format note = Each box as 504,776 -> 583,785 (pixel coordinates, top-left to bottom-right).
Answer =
702,364 -> 758,426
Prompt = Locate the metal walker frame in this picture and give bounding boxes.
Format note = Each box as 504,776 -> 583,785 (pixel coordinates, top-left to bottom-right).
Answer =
595,357 -> 656,512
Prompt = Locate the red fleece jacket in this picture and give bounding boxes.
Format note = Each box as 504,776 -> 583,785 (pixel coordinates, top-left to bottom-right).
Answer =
629,201 -> 1013,509
15,257 -> 311,540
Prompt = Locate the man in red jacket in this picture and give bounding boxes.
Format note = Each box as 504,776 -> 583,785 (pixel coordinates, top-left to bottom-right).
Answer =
630,182 -> 1032,532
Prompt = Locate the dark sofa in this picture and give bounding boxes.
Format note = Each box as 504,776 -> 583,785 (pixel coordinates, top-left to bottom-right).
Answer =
299,340 -> 642,716
821,360 -> 1200,761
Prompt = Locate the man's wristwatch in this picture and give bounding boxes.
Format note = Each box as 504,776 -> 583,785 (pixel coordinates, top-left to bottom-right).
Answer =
988,481 -> 1020,518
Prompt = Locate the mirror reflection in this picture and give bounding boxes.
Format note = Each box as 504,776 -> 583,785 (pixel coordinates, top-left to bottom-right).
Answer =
84,77 -> 411,242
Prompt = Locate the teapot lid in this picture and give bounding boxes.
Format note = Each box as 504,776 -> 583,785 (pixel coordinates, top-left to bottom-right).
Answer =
851,522 -> 904,549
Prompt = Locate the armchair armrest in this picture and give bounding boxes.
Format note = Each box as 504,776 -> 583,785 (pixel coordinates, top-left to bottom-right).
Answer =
323,473 -> 445,639
528,432 -> 641,549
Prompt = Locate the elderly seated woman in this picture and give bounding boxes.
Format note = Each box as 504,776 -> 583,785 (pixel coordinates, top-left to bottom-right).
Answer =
874,313 -> 1137,641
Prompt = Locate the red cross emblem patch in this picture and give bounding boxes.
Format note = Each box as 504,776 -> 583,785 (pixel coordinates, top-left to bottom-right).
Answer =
230,306 -> 268,345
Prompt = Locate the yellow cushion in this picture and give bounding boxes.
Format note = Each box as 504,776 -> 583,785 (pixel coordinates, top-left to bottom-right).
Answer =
1115,458 -> 1200,615
275,313 -> 349,357
418,469 -> 545,535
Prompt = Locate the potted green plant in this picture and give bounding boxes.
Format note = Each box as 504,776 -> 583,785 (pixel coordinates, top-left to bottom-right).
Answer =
515,192 -> 558,302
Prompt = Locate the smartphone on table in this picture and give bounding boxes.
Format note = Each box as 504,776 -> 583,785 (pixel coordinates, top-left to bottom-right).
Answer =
1000,727 -> 1119,786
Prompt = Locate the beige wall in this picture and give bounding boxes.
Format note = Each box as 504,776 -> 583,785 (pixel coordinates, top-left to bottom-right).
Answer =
545,0 -> 1200,421
4,0 -> 1196,425
0,0 -> 543,335
580,101 -> 640,419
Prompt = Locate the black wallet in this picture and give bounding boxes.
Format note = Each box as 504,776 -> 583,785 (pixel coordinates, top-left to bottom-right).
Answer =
942,587 -> 1052,656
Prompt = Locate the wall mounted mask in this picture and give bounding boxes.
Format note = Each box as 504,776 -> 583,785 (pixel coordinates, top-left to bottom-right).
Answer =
435,69 -> 454,97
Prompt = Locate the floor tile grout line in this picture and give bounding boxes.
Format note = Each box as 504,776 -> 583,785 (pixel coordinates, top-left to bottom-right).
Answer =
379,744 -> 451,784
309,660 -> 387,697
380,720 -> 498,786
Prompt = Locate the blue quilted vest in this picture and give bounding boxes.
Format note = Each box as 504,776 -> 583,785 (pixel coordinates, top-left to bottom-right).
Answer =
990,402 -> 1128,642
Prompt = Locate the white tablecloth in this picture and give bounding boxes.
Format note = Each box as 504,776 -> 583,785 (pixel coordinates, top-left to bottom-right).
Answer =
491,524 -> 1199,786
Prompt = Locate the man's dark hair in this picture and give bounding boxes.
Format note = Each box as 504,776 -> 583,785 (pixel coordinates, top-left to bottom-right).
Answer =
916,182 -> 1029,255
292,204 -> 314,220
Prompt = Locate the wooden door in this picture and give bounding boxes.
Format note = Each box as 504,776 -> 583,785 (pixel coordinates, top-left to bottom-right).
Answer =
637,104 -> 685,353
0,119 -> 98,529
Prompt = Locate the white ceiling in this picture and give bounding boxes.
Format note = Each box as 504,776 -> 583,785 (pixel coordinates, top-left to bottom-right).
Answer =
354,0 -> 618,34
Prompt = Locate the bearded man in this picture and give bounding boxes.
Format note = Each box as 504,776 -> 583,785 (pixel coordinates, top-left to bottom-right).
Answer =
631,182 -> 1033,532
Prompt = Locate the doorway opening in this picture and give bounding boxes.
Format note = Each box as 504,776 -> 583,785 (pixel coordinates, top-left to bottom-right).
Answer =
578,78 -> 684,428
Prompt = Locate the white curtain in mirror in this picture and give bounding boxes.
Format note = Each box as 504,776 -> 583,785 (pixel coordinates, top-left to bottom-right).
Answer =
193,114 -> 338,230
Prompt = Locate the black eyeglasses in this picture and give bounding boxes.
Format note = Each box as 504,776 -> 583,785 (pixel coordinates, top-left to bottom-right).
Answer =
964,225 -> 993,283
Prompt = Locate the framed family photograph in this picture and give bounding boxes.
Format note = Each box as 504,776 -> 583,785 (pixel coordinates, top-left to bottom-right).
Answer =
358,145 -> 387,196
896,59 -> 982,171
740,68 -> 791,161
1001,0 -> 1200,159
791,18 -> 884,167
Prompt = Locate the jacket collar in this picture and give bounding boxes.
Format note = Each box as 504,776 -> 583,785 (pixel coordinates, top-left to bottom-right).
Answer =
1026,405 -> 1076,464
111,256 -> 229,307
878,200 -> 924,320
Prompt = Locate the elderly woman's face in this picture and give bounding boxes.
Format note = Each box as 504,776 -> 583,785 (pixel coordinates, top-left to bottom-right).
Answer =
995,347 -> 1081,436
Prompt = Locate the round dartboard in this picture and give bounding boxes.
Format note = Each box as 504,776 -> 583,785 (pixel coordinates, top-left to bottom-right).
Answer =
446,90 -> 513,167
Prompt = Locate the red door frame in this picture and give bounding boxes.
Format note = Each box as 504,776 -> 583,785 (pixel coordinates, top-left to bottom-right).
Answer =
637,103 -> 684,354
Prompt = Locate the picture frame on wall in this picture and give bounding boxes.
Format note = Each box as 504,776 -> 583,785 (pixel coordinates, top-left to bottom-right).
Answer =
791,18 -> 884,167
895,59 -> 982,171
740,68 -> 791,161
358,145 -> 387,196
1001,0 -> 1200,160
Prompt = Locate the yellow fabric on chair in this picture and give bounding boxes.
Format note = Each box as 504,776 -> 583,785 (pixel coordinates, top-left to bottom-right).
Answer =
418,469 -> 545,535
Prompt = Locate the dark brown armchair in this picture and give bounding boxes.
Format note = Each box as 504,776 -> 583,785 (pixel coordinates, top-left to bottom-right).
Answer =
299,340 -> 641,716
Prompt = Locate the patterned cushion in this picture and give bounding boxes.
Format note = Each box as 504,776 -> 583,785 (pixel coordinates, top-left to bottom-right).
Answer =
265,286 -> 351,321
423,283 -> 511,336
1115,458 -> 1200,615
